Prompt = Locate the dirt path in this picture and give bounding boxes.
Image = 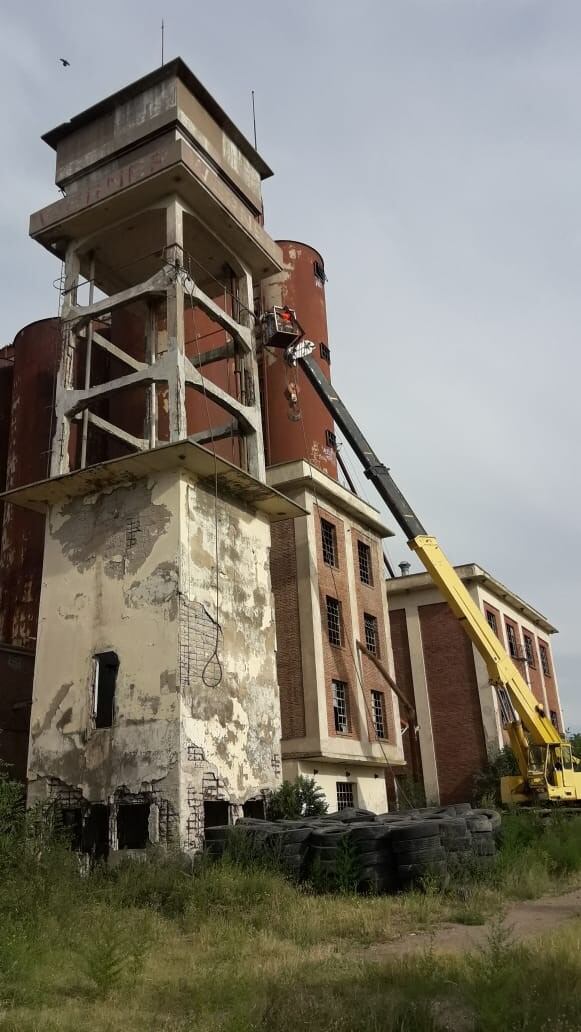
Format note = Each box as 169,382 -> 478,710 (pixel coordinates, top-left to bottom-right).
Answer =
359,887 -> 581,958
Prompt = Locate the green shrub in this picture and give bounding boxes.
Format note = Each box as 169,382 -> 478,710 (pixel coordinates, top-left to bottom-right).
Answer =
265,775 -> 328,820
473,746 -> 519,805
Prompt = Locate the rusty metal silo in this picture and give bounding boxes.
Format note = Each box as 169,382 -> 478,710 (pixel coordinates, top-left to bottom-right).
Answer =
0,319 -> 59,647
260,241 -> 337,478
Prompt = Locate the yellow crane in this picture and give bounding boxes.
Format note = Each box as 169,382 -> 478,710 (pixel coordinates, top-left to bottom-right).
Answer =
266,309 -> 578,803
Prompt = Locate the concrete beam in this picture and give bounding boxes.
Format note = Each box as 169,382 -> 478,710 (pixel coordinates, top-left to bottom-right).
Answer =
86,411 -> 148,451
88,330 -> 147,373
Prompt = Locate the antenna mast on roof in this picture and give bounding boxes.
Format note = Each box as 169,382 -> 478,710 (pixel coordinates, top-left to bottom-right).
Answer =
251,90 -> 257,150
161,20 -> 165,66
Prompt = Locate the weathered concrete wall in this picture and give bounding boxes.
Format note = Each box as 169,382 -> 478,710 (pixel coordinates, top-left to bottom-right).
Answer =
178,475 -> 281,846
27,467 -> 281,852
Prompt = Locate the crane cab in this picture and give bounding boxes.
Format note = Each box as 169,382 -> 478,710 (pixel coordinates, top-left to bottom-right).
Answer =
501,743 -> 581,805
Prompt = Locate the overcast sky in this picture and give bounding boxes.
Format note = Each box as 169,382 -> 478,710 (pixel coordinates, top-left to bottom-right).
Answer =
1,1 -> 579,724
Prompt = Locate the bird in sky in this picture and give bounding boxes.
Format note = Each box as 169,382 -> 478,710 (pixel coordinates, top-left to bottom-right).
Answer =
59,58 -> 70,67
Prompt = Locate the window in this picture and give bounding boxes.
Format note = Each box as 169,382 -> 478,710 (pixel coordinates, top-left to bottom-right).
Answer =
332,679 -> 350,734
364,613 -> 380,656
505,624 -> 518,659
325,428 -> 337,450
117,802 -> 149,849
540,644 -> 551,677
314,259 -> 327,284
321,518 -> 338,567
550,710 -> 559,729
336,782 -> 355,810
326,596 -> 342,647
371,690 -> 387,739
357,540 -> 373,585
243,798 -> 265,820
523,634 -> 535,667
320,342 -> 331,363
93,651 -> 119,728
485,610 -> 498,635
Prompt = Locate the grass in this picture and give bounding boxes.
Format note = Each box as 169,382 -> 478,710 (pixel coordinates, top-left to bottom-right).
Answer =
3,797 -> 581,1030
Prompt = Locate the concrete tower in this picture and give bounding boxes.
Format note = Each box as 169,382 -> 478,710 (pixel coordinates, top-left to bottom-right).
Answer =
3,60 -> 301,856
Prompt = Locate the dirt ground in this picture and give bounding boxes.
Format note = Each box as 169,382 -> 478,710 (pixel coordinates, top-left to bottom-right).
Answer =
358,887 -> 581,958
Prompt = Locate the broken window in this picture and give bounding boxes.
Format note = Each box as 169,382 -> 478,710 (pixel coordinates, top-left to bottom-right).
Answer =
357,541 -> 373,586
204,800 -> 230,829
243,798 -> 265,820
371,690 -> 387,739
364,613 -> 380,656
325,428 -> 337,450
326,596 -> 342,647
539,643 -> 551,677
60,807 -> 83,851
82,803 -> 109,860
523,634 -> 535,667
485,610 -> 498,635
117,802 -> 149,849
332,679 -> 350,734
320,342 -> 331,363
321,518 -> 338,567
505,624 -> 518,659
93,651 -> 119,728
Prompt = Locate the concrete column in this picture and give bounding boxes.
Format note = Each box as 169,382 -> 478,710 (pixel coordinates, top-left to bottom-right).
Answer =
165,199 -> 187,442
295,489 -> 328,748
237,265 -> 265,482
51,242 -> 80,476
404,605 -> 440,804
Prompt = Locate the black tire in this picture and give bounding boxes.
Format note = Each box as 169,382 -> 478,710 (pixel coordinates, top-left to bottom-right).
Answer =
281,828 -> 312,844
391,823 -> 441,843
473,808 -> 502,832
348,825 -> 392,843
397,860 -> 448,880
472,841 -> 495,857
466,816 -> 492,833
394,845 -> 446,863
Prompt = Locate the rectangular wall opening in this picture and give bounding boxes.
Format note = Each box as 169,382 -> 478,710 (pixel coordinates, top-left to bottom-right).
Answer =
82,803 -> 109,860
93,651 -> 119,728
204,800 -> 230,829
242,798 -> 265,819
117,802 -> 150,849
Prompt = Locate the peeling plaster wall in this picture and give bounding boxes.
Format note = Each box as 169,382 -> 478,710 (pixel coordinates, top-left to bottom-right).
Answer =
27,467 -> 282,852
177,475 -> 281,847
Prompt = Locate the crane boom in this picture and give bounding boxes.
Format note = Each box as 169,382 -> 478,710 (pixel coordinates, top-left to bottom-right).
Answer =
281,343 -> 576,803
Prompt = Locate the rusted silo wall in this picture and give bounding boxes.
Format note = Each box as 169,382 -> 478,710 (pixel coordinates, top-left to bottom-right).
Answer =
0,319 -> 59,647
260,241 -> 337,478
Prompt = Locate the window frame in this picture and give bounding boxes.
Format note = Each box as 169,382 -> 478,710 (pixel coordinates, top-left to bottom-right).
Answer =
363,612 -> 380,657
332,679 -> 350,734
485,609 -> 498,635
326,595 -> 343,648
357,540 -> 373,586
325,428 -> 337,450
505,623 -> 518,659
321,518 -> 338,568
371,689 -> 387,740
523,633 -> 535,668
320,342 -> 331,363
336,781 -> 355,810
539,643 -> 551,677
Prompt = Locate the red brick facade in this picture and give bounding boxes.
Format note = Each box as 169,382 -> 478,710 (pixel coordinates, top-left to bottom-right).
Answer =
419,602 -> 487,804
269,520 -> 306,739
520,626 -> 545,708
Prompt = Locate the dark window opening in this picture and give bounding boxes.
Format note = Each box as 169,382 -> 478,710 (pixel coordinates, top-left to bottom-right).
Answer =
94,651 -> 119,728
540,644 -> 551,677
242,798 -> 265,820
485,610 -> 498,635
505,624 -> 518,659
550,710 -> 559,729
326,596 -> 342,647
336,782 -> 355,810
321,518 -> 338,567
204,800 -> 230,829
60,807 -> 83,851
364,613 -> 380,656
83,803 -> 109,860
117,802 -> 149,849
314,259 -> 327,284
325,429 -> 337,450
523,634 -> 535,667
357,541 -> 373,586
371,690 -> 387,739
332,679 -> 350,734
320,342 -> 331,363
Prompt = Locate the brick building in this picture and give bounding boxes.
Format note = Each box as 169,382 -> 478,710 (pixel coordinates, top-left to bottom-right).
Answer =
267,460 -> 405,813
386,563 -> 565,805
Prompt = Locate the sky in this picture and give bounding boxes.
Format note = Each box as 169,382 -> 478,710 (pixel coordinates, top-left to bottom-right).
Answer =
0,1 -> 579,723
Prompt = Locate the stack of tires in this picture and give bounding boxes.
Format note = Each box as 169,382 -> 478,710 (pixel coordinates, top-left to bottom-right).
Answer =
389,821 -> 447,888
203,802 -> 502,895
